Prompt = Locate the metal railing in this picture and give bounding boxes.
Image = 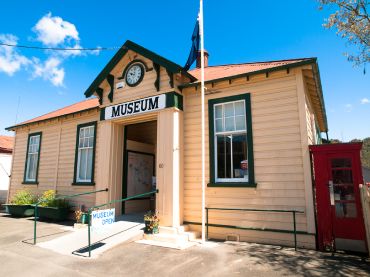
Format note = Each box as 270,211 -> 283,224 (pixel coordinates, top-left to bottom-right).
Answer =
87,189 -> 158,257
32,188 -> 108,245
205,207 -> 305,250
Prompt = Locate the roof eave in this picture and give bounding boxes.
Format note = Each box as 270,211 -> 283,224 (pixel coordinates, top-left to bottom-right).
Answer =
311,61 -> 328,132
5,106 -> 100,131
84,40 -> 196,98
178,58 -> 317,89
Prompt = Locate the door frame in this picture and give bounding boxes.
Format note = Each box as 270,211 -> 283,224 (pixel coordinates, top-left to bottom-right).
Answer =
122,126 -> 156,214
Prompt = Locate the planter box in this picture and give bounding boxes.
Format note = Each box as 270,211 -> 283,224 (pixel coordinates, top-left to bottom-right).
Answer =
37,207 -> 69,221
2,204 -> 35,217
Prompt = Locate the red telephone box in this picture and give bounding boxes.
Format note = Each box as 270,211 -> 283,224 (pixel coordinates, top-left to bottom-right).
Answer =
310,143 -> 368,253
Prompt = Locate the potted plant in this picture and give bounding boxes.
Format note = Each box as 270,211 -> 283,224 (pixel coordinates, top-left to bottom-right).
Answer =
37,190 -> 70,221
2,189 -> 37,217
75,209 -> 89,225
144,211 -> 159,234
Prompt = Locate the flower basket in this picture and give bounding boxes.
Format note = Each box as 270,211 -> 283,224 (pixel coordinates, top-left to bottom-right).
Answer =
144,211 -> 159,234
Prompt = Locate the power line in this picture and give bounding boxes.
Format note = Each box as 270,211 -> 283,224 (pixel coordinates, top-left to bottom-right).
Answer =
0,42 -> 120,51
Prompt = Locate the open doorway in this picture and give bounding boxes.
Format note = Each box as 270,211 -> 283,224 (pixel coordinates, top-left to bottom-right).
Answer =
123,120 -> 157,214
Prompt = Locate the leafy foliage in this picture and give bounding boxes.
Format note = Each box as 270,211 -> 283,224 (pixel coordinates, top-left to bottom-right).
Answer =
331,137 -> 370,168
38,190 -> 69,208
359,137 -> 370,168
318,0 -> 370,67
11,189 -> 37,205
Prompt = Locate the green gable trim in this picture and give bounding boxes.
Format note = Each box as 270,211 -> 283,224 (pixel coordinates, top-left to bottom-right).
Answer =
107,74 -> 115,103
72,121 -> 97,186
84,40 -> 196,98
208,93 -> 255,188
22,132 -> 42,185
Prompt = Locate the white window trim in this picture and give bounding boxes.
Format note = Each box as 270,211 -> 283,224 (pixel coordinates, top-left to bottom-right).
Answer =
76,125 -> 95,183
213,100 -> 248,183
25,134 -> 41,182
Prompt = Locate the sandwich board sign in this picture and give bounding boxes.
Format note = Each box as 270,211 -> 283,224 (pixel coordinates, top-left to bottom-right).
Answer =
91,208 -> 115,228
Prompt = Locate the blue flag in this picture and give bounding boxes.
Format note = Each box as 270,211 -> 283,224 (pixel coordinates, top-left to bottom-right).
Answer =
183,19 -> 200,71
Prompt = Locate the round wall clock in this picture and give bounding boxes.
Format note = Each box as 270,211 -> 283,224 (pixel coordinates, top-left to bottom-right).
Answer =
125,62 -> 145,87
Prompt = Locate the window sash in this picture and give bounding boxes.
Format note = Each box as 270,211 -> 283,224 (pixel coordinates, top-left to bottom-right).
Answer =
76,125 -> 95,183
215,133 -> 248,182
25,134 -> 40,182
213,99 -> 248,182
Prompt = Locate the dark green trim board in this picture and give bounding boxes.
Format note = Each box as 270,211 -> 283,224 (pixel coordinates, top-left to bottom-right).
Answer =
208,93 -> 255,187
23,132 -> 42,185
96,88 -> 103,105
72,121 -> 97,186
100,108 -> 105,121
166,92 -> 183,110
166,69 -> 174,88
107,74 -> 115,102
153,62 -> 160,91
84,40 -> 196,97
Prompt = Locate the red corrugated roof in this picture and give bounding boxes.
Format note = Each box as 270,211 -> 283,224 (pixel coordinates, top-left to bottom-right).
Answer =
8,98 -> 99,130
0,136 -> 14,152
188,58 -> 311,81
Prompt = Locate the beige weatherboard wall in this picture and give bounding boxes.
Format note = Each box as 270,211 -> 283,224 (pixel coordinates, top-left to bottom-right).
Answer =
181,66 -> 325,248
6,40 -> 327,249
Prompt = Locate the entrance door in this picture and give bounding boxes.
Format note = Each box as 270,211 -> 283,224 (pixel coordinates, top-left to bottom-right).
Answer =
328,153 -> 366,252
310,143 -> 368,253
124,151 -> 155,214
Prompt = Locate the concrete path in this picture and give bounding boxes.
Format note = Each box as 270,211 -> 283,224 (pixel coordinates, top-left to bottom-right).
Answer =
0,212 -> 369,277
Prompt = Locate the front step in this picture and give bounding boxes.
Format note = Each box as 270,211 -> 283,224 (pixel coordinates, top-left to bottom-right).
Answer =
135,225 -> 200,249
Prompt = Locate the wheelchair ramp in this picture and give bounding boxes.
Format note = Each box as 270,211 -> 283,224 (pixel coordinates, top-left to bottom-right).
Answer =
37,213 -> 145,258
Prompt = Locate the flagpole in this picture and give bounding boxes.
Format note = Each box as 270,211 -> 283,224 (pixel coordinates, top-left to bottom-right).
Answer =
199,0 -> 206,243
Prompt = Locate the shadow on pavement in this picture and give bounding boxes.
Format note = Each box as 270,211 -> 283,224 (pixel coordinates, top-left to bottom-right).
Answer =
231,242 -> 370,277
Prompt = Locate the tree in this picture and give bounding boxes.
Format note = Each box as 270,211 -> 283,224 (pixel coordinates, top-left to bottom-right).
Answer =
319,0 -> 370,67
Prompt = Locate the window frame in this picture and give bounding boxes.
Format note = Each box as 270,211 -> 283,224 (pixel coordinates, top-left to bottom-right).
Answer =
23,132 -> 42,185
208,94 -> 256,187
72,121 -> 97,186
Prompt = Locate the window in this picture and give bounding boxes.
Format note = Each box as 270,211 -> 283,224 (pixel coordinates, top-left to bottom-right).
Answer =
24,132 -> 42,184
208,94 -> 255,187
73,122 -> 97,185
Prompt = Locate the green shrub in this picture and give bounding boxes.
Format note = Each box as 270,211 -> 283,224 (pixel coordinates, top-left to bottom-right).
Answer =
11,189 -> 37,205
38,190 -> 69,208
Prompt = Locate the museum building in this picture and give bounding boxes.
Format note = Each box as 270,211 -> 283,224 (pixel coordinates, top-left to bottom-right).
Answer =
6,40 -> 328,248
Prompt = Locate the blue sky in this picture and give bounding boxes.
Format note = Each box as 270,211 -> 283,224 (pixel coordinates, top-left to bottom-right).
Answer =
0,0 -> 368,141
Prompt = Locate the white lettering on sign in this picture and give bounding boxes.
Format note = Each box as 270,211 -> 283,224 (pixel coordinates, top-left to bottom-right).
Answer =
104,94 -> 166,120
91,208 -> 115,228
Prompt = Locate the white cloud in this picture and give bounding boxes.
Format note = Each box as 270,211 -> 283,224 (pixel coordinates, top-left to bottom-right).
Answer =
361,98 -> 369,104
345,104 -> 353,112
0,13 -> 99,87
33,12 -> 79,46
32,57 -> 65,87
0,34 -> 30,75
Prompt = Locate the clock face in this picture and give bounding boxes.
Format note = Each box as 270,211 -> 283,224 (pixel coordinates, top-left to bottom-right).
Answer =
125,63 -> 144,87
